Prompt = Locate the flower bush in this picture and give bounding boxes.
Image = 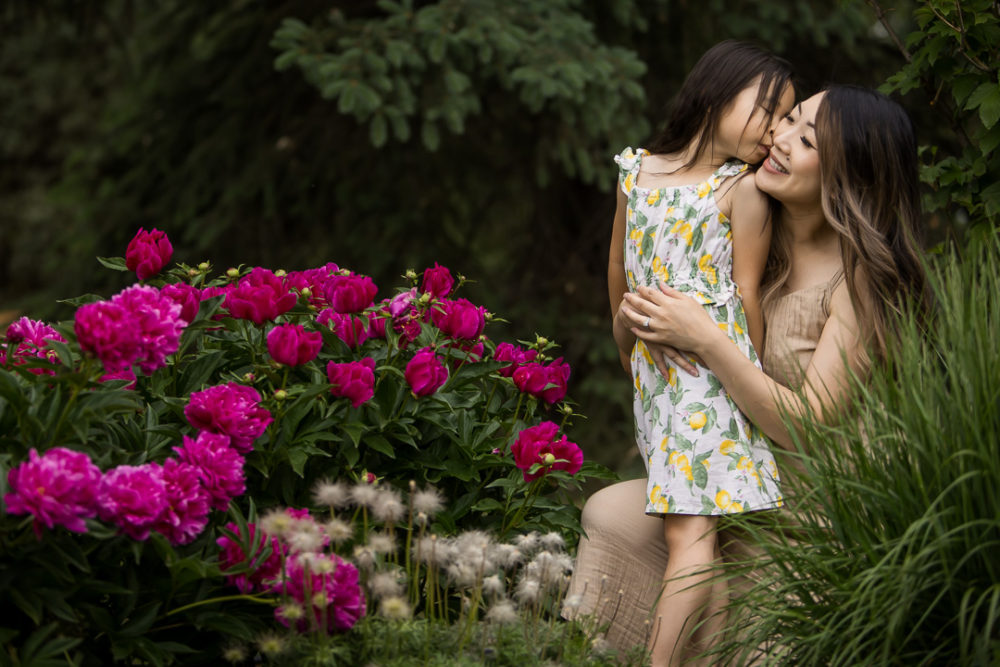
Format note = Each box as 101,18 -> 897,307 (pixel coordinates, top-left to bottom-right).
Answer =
0,229 -> 614,665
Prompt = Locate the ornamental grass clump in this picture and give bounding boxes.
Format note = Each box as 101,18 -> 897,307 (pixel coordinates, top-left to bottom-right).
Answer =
710,234 -> 1000,666
0,228 -> 613,665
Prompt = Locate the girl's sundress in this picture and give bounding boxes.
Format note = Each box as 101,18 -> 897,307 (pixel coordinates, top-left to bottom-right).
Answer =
616,147 -> 782,516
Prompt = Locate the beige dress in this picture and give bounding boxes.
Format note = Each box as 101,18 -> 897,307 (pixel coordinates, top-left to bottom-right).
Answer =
564,271 -> 844,652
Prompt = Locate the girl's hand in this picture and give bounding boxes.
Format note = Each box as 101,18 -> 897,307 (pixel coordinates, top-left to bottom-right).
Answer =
645,340 -> 699,379
620,283 -> 723,365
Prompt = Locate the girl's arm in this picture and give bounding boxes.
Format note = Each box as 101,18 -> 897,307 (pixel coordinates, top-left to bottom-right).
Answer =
726,175 -> 771,356
608,183 -> 634,375
620,280 -> 867,450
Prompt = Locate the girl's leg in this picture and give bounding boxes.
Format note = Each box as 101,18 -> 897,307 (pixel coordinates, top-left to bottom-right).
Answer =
648,514 -> 718,667
685,541 -> 728,666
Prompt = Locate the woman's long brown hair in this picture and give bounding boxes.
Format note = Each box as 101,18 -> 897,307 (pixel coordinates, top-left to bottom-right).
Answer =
763,85 -> 929,363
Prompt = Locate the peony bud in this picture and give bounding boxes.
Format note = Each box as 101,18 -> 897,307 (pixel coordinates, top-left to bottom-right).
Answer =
198,262 -> 210,271
125,228 -> 173,280
226,268 -> 240,279
274,389 -> 288,401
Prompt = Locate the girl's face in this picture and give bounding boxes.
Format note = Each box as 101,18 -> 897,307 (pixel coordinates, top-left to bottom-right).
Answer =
755,92 -> 824,207
716,78 -> 795,165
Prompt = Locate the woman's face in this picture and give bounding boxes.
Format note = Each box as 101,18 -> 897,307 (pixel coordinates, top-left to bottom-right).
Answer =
755,92 -> 824,208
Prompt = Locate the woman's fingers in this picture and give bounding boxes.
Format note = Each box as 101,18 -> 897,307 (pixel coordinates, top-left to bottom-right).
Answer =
662,345 -> 699,377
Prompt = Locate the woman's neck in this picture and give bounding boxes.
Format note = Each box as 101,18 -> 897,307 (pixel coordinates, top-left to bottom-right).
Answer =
781,203 -> 833,246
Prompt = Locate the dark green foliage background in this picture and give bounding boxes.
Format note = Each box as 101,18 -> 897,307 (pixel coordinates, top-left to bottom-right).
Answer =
1,0 -> 992,482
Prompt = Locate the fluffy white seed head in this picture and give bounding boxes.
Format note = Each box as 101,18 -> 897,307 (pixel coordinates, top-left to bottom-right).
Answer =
286,521 -> 324,553
411,486 -> 445,516
353,544 -> 376,571
350,482 -> 380,509
494,544 -> 523,570
514,577 -> 541,605
539,531 -> 565,552
368,532 -> 396,554
485,600 -> 519,625
259,508 -> 295,540
482,574 -> 506,598
380,595 -> 412,620
322,517 -> 354,544
512,531 -> 540,553
372,488 -> 406,524
370,570 -> 404,600
312,479 -> 350,509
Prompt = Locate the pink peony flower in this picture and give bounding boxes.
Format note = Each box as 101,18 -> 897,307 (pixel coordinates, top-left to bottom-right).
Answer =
421,263 -> 454,299
4,447 -> 102,538
285,263 -> 340,308
224,267 -> 297,325
99,363 -> 137,389
113,285 -> 186,374
277,552 -> 366,633
366,307 -> 389,339
217,521 -> 285,593
267,323 -> 323,366
318,309 -> 369,348
431,298 -> 486,341
510,421 -> 584,482
405,347 -> 448,397
174,431 -> 246,511
185,383 -> 273,453
1,317 -> 65,375
327,358 -> 376,408
324,273 -> 378,314
74,300 -> 142,370
125,227 -> 173,280
387,288 -> 417,319
160,283 -> 202,323
493,342 -> 538,378
154,459 -> 211,545
512,357 -> 571,404
97,464 -> 168,541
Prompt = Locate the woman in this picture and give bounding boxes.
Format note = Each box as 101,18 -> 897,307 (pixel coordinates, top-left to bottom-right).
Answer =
565,85 -> 928,657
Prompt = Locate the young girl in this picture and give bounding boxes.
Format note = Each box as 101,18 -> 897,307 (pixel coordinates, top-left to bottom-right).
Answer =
608,41 -> 794,666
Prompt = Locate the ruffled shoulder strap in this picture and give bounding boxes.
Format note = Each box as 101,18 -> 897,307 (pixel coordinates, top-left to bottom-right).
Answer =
613,147 -> 647,194
708,159 -> 751,190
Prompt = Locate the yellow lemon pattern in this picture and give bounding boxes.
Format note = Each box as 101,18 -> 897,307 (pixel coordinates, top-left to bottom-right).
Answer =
613,146 -> 783,516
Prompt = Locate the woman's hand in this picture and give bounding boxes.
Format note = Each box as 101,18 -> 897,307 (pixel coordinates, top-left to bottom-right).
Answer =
617,287 -> 704,378
619,283 -> 724,373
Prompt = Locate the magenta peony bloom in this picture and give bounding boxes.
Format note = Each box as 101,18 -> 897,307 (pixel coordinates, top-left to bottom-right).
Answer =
267,323 -> 323,366
277,552 -> 366,632
217,521 -> 285,593
224,267 -> 297,325
174,431 -> 246,511
431,298 -> 486,341
4,447 -> 102,538
97,464 -> 168,541
160,283 -> 202,323
1,317 -> 65,375
493,342 -> 538,378
113,285 -> 186,374
185,383 -> 273,453
405,347 -> 448,397
153,459 -> 211,545
99,363 -> 137,389
125,227 -> 173,280
318,309 -> 369,348
512,357 -> 571,404
285,263 -> 340,308
387,288 -> 417,319
510,421 -> 584,482
324,273 -> 378,314
75,300 -> 142,370
421,263 -> 454,299
366,307 -> 389,339
327,358 -> 376,408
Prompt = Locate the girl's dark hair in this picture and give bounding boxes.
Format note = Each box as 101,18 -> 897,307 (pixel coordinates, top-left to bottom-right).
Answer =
647,40 -> 794,167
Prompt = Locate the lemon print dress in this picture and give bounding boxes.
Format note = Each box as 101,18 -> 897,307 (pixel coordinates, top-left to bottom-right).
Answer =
616,147 -> 782,516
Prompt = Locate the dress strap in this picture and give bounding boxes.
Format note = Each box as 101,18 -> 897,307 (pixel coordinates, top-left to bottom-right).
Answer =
613,147 -> 647,195
708,159 -> 751,191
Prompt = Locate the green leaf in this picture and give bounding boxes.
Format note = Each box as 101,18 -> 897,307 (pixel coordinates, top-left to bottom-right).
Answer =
96,255 -> 129,272
364,434 -> 396,458
369,113 -> 388,147
966,82 -> 1000,129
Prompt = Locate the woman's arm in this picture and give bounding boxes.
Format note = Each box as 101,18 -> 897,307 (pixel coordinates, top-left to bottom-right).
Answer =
727,176 -> 772,356
608,184 -> 634,375
621,281 -> 866,449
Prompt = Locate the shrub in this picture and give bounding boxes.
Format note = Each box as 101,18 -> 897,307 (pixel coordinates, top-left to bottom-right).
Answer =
0,230 -> 614,665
